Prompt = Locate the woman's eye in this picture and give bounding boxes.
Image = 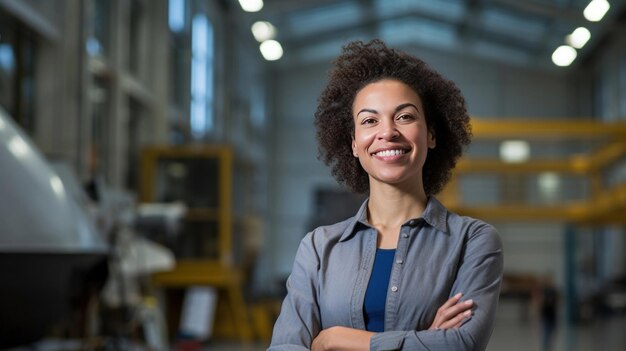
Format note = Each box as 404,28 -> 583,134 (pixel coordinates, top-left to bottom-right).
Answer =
362,118 -> 376,124
397,114 -> 413,120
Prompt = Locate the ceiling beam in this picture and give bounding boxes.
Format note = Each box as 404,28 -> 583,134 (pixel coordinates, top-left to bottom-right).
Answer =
260,0 -> 350,16
279,6 -> 543,55
486,0 -> 587,23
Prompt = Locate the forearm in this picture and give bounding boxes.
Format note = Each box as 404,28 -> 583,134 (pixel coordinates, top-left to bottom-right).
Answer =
313,326 -> 481,351
312,326 -> 374,351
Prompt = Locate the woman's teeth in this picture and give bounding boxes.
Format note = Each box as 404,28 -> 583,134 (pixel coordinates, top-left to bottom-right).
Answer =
374,149 -> 406,157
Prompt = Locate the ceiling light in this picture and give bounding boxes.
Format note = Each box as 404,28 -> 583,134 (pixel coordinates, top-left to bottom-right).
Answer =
499,140 -> 530,163
538,172 -> 560,202
260,40 -> 283,61
538,172 -> 560,193
566,27 -> 591,49
584,0 -> 610,22
551,45 -> 577,67
238,0 -> 263,12
251,21 -> 276,42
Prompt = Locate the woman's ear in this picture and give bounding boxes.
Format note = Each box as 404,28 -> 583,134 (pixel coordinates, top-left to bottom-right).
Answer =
428,129 -> 436,149
352,138 -> 358,157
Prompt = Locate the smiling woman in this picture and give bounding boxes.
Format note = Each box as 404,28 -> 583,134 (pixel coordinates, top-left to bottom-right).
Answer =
351,80 -> 435,197
269,40 -> 503,351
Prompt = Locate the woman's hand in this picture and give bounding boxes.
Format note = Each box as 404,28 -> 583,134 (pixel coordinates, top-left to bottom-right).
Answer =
311,326 -> 374,351
429,292 -> 473,330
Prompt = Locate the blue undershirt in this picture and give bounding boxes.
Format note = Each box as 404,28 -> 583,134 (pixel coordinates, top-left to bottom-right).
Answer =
363,248 -> 396,332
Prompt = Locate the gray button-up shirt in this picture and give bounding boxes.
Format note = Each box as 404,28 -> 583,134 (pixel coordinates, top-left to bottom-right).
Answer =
269,197 -> 503,351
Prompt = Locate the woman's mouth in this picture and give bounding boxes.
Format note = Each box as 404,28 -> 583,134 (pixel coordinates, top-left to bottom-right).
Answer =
372,149 -> 409,157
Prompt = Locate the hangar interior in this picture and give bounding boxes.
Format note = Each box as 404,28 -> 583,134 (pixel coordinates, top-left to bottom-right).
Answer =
1,0 -> 626,350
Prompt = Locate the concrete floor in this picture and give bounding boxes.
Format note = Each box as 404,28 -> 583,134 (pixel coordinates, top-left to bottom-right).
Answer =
487,299 -> 626,351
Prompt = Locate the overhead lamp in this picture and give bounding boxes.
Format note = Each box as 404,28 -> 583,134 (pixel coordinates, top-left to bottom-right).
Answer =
499,140 -> 530,163
566,27 -> 591,49
251,21 -> 276,42
538,172 -> 560,193
260,40 -> 283,61
551,45 -> 577,67
238,0 -> 263,12
538,172 -> 560,203
584,0 -> 610,22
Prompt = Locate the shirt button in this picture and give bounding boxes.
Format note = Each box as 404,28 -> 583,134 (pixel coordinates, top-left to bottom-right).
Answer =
391,286 -> 398,292
402,233 -> 409,238
408,219 -> 419,227
396,259 -> 403,264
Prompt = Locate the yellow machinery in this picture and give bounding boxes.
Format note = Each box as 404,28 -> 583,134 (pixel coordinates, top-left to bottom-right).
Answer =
140,145 -> 255,342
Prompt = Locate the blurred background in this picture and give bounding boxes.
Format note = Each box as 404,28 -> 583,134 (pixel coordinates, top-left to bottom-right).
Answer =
1,0 -> 626,350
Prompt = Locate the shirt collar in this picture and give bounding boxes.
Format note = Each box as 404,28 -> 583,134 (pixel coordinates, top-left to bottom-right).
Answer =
338,198 -> 370,242
339,196 -> 449,242
421,196 -> 449,233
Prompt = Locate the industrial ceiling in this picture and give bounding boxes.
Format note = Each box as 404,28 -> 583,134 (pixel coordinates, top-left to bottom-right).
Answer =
234,0 -> 626,69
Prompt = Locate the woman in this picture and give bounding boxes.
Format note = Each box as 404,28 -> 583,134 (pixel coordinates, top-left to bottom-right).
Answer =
269,40 -> 503,351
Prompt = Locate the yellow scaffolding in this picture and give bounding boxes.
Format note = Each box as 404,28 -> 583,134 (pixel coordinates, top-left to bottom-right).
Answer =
441,118 -> 626,224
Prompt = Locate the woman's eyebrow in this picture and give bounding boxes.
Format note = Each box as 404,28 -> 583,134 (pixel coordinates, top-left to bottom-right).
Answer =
356,103 -> 420,117
356,108 -> 377,116
396,103 -> 420,113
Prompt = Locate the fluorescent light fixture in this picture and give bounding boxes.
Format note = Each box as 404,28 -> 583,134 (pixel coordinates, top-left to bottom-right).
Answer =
260,40 -> 283,61
499,140 -> 530,163
251,21 -> 276,42
551,45 -> 577,67
566,27 -> 591,49
239,0 -> 263,12
584,0 -> 610,22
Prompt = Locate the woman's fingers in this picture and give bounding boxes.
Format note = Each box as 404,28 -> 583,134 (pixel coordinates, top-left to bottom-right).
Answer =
430,295 -> 474,330
441,299 -> 473,320
440,309 -> 472,329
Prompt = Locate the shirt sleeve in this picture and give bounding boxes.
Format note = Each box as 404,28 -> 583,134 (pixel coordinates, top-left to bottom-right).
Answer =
268,232 -> 322,350
370,223 -> 504,351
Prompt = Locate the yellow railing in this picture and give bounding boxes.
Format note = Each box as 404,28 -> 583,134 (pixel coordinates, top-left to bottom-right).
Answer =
441,118 -> 626,224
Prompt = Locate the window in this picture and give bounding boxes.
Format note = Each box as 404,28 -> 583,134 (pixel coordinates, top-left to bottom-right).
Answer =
168,0 -> 215,142
86,0 -> 110,58
169,0 -> 186,33
190,13 -> 214,139
0,12 -> 36,133
620,50 -> 626,120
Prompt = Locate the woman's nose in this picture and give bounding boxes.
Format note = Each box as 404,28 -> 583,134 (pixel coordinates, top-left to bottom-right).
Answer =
378,121 -> 399,140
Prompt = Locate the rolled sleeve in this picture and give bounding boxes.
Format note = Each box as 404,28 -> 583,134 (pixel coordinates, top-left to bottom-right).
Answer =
268,232 -> 322,350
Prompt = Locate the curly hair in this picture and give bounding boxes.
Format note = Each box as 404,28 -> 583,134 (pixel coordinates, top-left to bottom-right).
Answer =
314,39 -> 472,195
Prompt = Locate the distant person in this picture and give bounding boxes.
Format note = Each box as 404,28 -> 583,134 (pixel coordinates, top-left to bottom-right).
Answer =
269,40 -> 503,350
534,275 -> 558,351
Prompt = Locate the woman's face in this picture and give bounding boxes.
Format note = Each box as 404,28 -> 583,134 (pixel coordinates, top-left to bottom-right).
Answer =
351,79 -> 435,188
